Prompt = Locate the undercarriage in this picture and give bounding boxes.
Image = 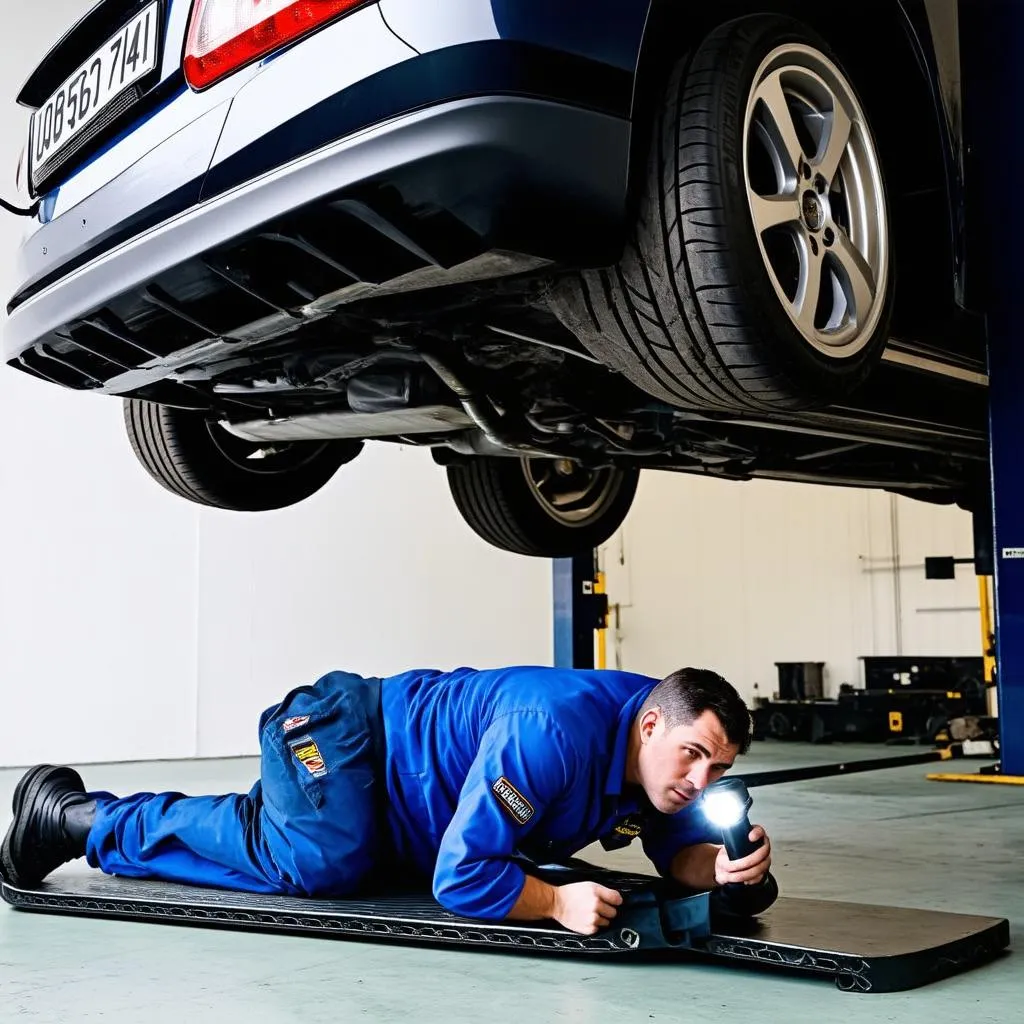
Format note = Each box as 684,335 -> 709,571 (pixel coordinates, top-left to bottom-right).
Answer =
148,275 -> 987,503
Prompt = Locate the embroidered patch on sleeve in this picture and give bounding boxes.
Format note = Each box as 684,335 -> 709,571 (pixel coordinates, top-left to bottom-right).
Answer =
491,776 -> 534,824
282,715 -> 311,733
288,735 -> 327,778
613,816 -> 643,839
600,813 -> 645,851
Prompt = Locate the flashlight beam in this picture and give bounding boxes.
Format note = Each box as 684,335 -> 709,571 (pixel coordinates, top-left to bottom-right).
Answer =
738,747 -> 961,788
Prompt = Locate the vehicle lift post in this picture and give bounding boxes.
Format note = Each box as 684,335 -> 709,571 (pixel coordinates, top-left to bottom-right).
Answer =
950,1 -> 1024,782
552,551 -> 608,670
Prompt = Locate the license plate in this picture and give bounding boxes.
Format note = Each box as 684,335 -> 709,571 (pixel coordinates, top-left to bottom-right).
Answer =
30,1 -> 160,177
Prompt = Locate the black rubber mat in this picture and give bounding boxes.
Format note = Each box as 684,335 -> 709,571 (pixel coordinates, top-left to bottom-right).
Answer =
703,897 -> 1009,992
1,866 -> 1009,992
1,866 -> 676,955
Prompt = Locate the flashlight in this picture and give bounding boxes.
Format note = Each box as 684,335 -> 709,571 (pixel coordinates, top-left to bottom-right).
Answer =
701,777 -> 763,869
701,777 -> 778,917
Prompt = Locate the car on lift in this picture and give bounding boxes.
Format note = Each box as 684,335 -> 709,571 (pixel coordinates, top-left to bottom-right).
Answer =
1,0 -> 989,557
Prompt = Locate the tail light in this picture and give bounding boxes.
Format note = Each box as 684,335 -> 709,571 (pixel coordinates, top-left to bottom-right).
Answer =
183,0 -> 367,90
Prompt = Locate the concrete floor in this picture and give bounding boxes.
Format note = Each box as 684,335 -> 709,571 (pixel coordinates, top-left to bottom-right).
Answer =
0,742 -> 1020,1022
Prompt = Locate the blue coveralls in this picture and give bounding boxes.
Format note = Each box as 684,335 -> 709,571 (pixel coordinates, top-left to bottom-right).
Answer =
85,666 -> 722,919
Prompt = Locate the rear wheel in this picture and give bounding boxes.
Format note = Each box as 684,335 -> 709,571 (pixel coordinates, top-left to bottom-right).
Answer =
447,457 -> 639,557
550,14 -> 893,411
124,399 -> 361,512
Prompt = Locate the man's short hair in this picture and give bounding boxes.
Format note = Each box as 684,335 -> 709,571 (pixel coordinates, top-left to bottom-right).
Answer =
638,668 -> 752,754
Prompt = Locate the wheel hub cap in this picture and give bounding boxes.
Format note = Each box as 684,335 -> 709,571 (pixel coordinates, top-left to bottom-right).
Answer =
801,190 -> 824,231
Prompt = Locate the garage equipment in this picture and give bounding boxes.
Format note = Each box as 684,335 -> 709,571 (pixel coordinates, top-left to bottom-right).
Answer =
750,657 -> 987,745
553,550 -> 608,669
895,3 -> 1022,780
0,863 -> 1007,993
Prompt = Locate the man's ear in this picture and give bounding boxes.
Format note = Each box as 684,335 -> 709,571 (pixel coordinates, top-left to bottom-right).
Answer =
639,707 -> 661,742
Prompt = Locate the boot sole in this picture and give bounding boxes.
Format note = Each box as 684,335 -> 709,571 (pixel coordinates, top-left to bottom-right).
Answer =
0,764 -> 85,887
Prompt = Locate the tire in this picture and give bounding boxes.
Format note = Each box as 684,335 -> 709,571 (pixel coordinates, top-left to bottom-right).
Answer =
447,457 -> 639,558
768,710 -> 794,740
549,14 -> 893,412
124,399 -> 362,512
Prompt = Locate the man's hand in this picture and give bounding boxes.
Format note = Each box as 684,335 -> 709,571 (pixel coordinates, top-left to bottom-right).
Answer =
713,825 -> 772,886
505,874 -> 623,935
550,881 -> 624,935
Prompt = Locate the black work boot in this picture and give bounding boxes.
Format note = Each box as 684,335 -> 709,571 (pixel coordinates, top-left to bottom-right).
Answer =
1,765 -> 96,888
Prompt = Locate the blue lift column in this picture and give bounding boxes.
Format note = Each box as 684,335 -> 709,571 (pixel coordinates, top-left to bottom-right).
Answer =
552,552 -> 606,669
961,2 -> 1024,774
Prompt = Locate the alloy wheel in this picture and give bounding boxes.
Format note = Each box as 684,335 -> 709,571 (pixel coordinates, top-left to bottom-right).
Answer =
743,43 -> 889,359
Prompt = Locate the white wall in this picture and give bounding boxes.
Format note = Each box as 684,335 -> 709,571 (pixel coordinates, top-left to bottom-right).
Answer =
601,472 -> 981,702
0,0 -> 552,768
0,387 -> 553,768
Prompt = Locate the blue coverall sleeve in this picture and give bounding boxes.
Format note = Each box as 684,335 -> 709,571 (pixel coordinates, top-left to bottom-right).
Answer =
640,799 -> 723,877
432,710 -> 575,920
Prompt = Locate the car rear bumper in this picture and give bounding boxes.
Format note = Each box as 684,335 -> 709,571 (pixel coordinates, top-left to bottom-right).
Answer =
4,94 -> 630,395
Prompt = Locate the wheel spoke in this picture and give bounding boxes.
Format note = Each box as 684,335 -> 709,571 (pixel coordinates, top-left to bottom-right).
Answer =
831,226 -> 876,323
529,465 -> 554,502
552,486 -> 597,513
530,464 -> 552,489
753,70 -> 804,178
814,99 -> 853,187
793,232 -> 825,334
749,192 -> 802,235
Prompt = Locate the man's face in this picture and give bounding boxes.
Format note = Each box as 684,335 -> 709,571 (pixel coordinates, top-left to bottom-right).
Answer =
635,708 -> 739,814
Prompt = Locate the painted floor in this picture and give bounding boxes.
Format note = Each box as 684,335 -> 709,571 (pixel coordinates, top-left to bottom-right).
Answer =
0,742 -> 1019,1022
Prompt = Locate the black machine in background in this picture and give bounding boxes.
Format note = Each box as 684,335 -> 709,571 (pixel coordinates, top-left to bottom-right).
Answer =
751,657 -> 989,745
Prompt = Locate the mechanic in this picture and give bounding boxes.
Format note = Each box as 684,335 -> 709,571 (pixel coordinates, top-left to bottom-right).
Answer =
1,665 -> 773,935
